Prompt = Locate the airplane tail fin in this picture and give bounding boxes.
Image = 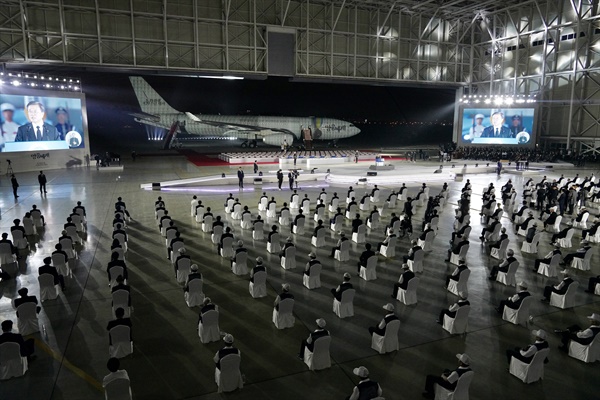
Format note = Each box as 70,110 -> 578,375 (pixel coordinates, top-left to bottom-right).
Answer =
129,76 -> 178,116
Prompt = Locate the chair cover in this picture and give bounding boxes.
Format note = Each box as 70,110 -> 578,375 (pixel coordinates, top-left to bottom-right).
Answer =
397,278 -> 419,305
549,281 -> 579,309
11,229 -> 28,250
345,204 -> 357,219
215,354 -> 243,393
220,237 -> 234,258
521,233 -> 541,254
334,240 -> 350,262
232,204 -> 243,220
490,238 -> 509,260
113,232 -> 126,251
252,222 -> 264,240
272,298 -> 295,329
16,302 -> 40,336
184,279 -> 205,307
202,216 -> 213,233
568,333 -> 600,363
408,250 -> 424,273
557,229 -> 574,248
330,215 -> 343,232
573,213 -> 589,228
552,215 -> 563,232
31,210 -> 44,228
279,209 -> 290,226
198,310 -> 220,343
0,342 -> 28,380
313,207 -> 325,222
232,252 -> 248,275
359,256 -> 378,281
267,234 -> 281,253
241,213 -> 252,230
0,242 -> 16,265
346,191 -> 355,204
224,199 -> 234,214
434,370 -> 474,400
176,258 -> 192,283
267,203 -> 277,219
352,225 -> 366,244
211,226 -> 223,245
442,305 -> 470,334
510,348 -> 550,383
249,271 -> 267,298
302,264 -> 322,289
108,325 -> 133,358
496,260 -> 519,287
450,245 -> 469,266
23,219 -> 37,236
380,236 -> 397,258
447,270 -> 470,296
112,290 -> 132,318
571,251 -> 592,271
290,195 -> 300,209
371,319 -> 400,354
418,231 -> 435,252
502,296 -> 533,326
38,274 -> 60,301
328,198 -> 339,212
366,213 -> 380,229
280,246 -> 296,270
104,377 -> 132,400
387,194 -> 397,209
292,217 -> 305,235
333,289 -> 355,318
304,336 -> 331,371
302,198 -> 311,212
52,252 -> 71,278
312,229 -> 326,247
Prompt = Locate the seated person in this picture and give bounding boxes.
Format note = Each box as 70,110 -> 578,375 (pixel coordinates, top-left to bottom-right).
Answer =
377,229 -> 396,252
330,273 -> 352,301
422,354 -> 472,399
496,282 -> 530,314
0,320 -> 35,361
368,303 -> 398,336
249,258 -> 266,283
506,329 -> 549,364
298,318 -> 329,359
403,240 -> 421,263
391,264 -> 415,298
436,292 -> 469,324
488,249 -> 517,280
556,313 -> 600,352
541,272 -> 574,302
445,238 -> 469,262
106,307 -> 132,345
445,260 -> 469,288
357,243 -> 375,274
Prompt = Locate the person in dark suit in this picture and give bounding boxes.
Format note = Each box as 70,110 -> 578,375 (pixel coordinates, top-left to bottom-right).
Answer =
106,307 -> 132,345
198,297 -> 217,323
274,283 -> 294,311
10,174 -> 19,198
351,214 -> 363,233
556,313 -> 600,352
368,303 -> 399,336
15,101 -> 60,142
330,232 -> 349,257
496,282 -> 530,314
403,240 -> 421,263
481,111 -> 511,138
391,264 -> 415,298
488,249 -> 517,280
276,169 -> 284,190
38,171 -> 47,194
436,292 -> 470,324
13,287 -> 41,315
357,243 -> 375,274
39,256 -> 66,291
237,167 -> 244,189
214,334 -> 239,370
445,260 -> 469,288
183,264 -> 202,292
298,318 -> 329,359
534,245 -> 561,271
0,320 -> 35,360
250,257 -> 266,283
331,273 -> 352,301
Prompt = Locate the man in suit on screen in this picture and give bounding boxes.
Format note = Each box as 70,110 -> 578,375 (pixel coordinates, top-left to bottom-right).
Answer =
15,101 -> 60,142
481,111 -> 511,138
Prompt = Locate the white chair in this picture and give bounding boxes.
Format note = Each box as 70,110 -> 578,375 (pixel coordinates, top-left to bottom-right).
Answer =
485,223 -> 502,242
398,190 -> 406,201
258,197 -> 268,211
551,215 -> 563,232
453,226 -> 472,245
359,255 -> 378,281
231,204 -> 243,220
509,348 -> 550,383
345,204 -> 357,219
184,279 -> 205,307
0,342 -> 28,380
198,310 -> 220,343
329,197 -> 340,212
346,191 -> 355,204
272,298 -> 295,329
584,229 -> 600,243
304,336 -> 331,371
38,274 -> 61,301
352,225 -> 366,244
380,236 -> 397,258
333,289 -> 355,318
215,354 -> 243,393
267,234 -> 281,253
267,203 -> 277,219
434,370 -> 474,400
290,195 -> 300,209
313,207 -> 325,222
31,210 -> 44,228
224,199 -> 234,214
112,290 -> 132,318
23,219 -> 37,236
490,238 -> 509,260
334,240 -> 350,262
279,209 -> 291,226
447,270 -> 470,296
573,213 -> 589,228
292,217 -> 305,235
370,190 -> 380,203
176,258 -> 192,283
104,377 -> 132,400
359,198 -> 370,211
371,319 -> 400,354
538,254 -> 560,277
60,237 -> 77,260
418,231 -> 435,252
219,237 -> 234,258
241,213 -> 252,230
396,278 -> 419,305
113,232 -> 127,252
201,215 -> 213,232
232,252 -> 248,275
557,228 -> 574,248
160,219 -> 171,237
16,302 -> 39,336
170,242 -> 185,263
387,194 -> 397,209
496,261 -> 519,287
517,220 -> 534,236
108,266 -> 125,287
252,221 -> 264,240
155,209 -> 165,220
502,296 -> 533,326
249,271 -> 267,298
568,333 -> 600,363
211,226 -> 224,245
195,208 -> 205,223
366,213 -> 380,229
571,250 -> 592,271
71,214 -> 86,233
311,228 -> 326,247
429,217 -> 440,233
108,325 -> 133,358
521,233 -> 541,254
450,244 -> 469,266
330,214 -> 343,231
442,305 -> 470,334
165,228 -> 178,247
302,198 -> 311,212
302,264 -> 322,289
280,246 -> 296,270
0,242 -> 17,265
318,192 -> 327,204
407,249 -> 424,273
52,252 -> 71,278
11,230 -> 27,250
549,281 -> 579,309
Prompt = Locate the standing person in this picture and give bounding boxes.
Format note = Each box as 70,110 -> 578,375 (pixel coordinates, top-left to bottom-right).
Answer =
38,170 -> 47,194
237,167 -> 244,189
288,170 -> 295,190
497,160 -> 502,176
355,151 -> 359,163
277,169 -> 284,190
10,174 -> 19,198
253,160 -> 258,173
293,152 -> 298,166
131,150 -> 137,161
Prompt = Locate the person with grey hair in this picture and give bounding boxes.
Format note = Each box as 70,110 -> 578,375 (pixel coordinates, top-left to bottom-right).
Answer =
298,318 -> 329,360
214,334 -> 240,370
495,282 -> 530,314
445,259 -> 469,288
488,249 -> 517,280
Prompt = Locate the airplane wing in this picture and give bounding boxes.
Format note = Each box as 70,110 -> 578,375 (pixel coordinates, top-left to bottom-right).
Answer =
185,112 -> 294,135
129,111 -> 161,123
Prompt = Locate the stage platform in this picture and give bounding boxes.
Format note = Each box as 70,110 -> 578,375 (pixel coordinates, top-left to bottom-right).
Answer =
218,150 -> 399,164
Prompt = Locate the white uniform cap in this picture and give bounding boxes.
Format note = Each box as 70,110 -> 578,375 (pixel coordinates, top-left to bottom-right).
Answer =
475,114 -> 485,119
1,103 -> 15,112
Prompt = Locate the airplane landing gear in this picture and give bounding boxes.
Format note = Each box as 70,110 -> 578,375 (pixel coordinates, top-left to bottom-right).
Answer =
240,140 -> 257,148
241,141 -> 248,148
249,140 -> 257,148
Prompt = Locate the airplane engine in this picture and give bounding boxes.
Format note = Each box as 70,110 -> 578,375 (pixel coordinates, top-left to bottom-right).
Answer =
262,133 -> 295,147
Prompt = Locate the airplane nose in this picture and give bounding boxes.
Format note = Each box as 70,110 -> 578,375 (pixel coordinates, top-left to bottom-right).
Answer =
352,127 -> 361,136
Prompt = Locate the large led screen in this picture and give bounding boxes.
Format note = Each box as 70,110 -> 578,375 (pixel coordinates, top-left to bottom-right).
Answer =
458,108 -> 536,146
0,93 -> 85,152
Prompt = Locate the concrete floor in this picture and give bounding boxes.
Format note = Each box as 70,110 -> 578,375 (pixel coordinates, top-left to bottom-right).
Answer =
0,156 -> 599,400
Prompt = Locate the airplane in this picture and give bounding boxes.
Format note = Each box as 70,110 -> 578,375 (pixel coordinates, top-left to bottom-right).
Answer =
129,76 -> 361,148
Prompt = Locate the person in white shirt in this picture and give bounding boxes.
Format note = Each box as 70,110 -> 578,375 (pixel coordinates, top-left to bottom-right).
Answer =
345,366 -> 382,400
506,329 -> 549,364
422,353 -> 472,399
102,357 -> 131,392
557,313 -> 600,351
1,103 -> 19,145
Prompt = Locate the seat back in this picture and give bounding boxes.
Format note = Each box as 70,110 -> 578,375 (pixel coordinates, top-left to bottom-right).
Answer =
252,270 -> 267,285
0,342 -> 27,380
458,269 -> 471,286
232,204 -> 242,214
280,209 -> 290,220
308,263 -> 322,278
430,217 -> 439,230
109,325 -> 131,345
172,241 -> 185,255
302,198 -> 310,210
242,213 -> 251,224
330,198 -> 339,210
225,199 -> 234,211
112,289 -> 130,309
366,255 -> 377,270
11,229 -> 24,242
340,288 -> 356,305
348,204 -> 357,214
221,236 -> 234,250
553,215 -> 563,230
0,242 -> 13,256
114,233 -> 126,246
268,203 -> 276,212
387,194 -> 397,207
452,370 -> 474,398
259,197 -> 268,209
104,378 -> 132,400
507,260 -> 519,275
498,238 -> 509,254
51,252 -> 67,267
234,251 -> 247,266
565,228 -> 575,241
253,221 -> 264,231
201,309 -> 219,328
38,274 -> 59,300
406,277 -> 419,293
188,278 -> 203,294
212,225 -> 224,236
458,244 -> 469,259
277,298 -> 295,315
203,215 -> 213,226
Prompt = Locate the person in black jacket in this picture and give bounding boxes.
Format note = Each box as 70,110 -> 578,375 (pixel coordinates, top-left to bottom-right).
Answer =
298,318 -> 329,359
331,273 -> 352,301
0,320 -> 35,360
357,243 -> 375,274
369,303 -> 399,336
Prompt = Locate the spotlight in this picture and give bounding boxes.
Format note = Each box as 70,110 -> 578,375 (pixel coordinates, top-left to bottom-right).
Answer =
484,99 -> 491,104
11,80 -> 21,86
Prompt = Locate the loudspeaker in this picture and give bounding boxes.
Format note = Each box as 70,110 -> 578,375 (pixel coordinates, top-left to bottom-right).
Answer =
367,171 -> 377,176
152,183 -> 161,190
253,178 -> 263,185
358,178 -> 367,182
433,169 -> 442,174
